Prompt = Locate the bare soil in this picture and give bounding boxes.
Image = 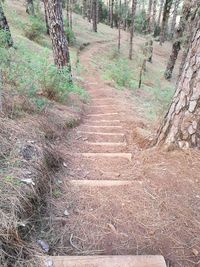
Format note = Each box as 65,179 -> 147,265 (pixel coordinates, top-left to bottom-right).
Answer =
50,38 -> 200,267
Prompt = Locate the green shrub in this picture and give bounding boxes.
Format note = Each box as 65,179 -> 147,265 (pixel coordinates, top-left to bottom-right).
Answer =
24,16 -> 46,42
104,57 -> 138,89
135,10 -> 148,34
0,30 -> 12,48
64,19 -> 76,45
0,40 -> 87,112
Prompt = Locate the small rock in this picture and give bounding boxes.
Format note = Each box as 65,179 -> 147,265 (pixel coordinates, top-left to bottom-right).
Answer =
37,239 -> 49,253
21,178 -> 35,186
63,162 -> 67,167
192,248 -> 199,256
45,258 -> 53,267
64,209 -> 69,216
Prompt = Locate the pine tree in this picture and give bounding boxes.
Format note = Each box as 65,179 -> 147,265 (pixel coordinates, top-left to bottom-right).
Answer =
170,0 -> 180,39
157,0 -> 164,26
129,0 -> 137,59
117,0 -> 121,51
92,0 -> 97,32
159,0 -> 173,45
44,0 -> 71,70
110,0 -> 114,28
164,0 -> 192,80
0,1 -> 13,47
147,0 -> 153,33
156,5 -> 200,149
152,0 -> 157,32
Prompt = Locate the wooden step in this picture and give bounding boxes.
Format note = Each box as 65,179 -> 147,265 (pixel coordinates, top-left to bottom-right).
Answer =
83,125 -> 123,129
77,153 -> 132,161
85,142 -> 126,146
77,131 -> 125,136
70,180 -> 132,186
45,255 -> 166,267
87,113 -> 118,117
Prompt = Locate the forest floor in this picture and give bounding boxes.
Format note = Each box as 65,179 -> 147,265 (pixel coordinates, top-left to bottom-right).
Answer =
1,1 -> 200,267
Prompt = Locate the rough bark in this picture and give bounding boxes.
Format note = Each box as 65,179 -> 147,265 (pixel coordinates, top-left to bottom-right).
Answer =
152,0 -> 157,31
92,0 -> 97,32
44,0 -> 71,70
129,0 -> 137,60
26,0 -> 35,16
0,1 -> 13,47
170,0 -> 180,39
117,0 -> 121,52
147,0 -> 153,33
43,0 -> 50,34
164,0 -> 192,80
110,0 -> 114,28
159,0 -> 173,45
157,0 -> 164,26
82,0 -> 87,18
156,6 -> 200,149
69,0 -> 73,29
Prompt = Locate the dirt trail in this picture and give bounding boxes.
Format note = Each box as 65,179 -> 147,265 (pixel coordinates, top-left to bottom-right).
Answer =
54,39 -> 200,267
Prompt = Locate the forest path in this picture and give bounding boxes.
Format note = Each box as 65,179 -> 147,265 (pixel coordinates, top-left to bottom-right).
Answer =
57,38 -> 154,255
51,35 -> 200,267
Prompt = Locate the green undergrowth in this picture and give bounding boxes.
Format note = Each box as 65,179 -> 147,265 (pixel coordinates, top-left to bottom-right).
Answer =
0,32 -> 87,115
95,47 -> 175,121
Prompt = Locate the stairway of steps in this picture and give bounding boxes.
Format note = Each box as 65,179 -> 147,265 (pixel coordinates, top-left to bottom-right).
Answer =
46,81 -> 166,267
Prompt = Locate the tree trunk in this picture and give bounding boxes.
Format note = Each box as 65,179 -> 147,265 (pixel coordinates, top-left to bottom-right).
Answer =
44,0 -> 71,70
159,0 -> 173,45
110,0 -> 114,28
117,0 -> 121,52
92,0 -> 97,32
147,0 -> 153,33
0,2 -> 13,47
164,0 -> 192,80
157,0 -> 164,26
152,0 -> 157,31
156,6 -> 200,149
66,0 -> 70,24
123,0 -> 127,30
129,0 -> 137,60
26,0 -> 35,16
43,0 -> 50,35
82,0 -> 87,18
69,0 -> 73,29
170,0 -> 180,39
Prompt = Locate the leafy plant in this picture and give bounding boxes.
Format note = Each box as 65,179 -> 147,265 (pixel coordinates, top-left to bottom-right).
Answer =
24,16 -> 46,42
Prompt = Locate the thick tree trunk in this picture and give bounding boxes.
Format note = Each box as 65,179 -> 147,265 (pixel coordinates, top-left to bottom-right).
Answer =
26,0 -> 35,16
164,0 -> 192,80
156,6 -> 200,149
92,0 -> 97,32
44,0 -> 71,70
129,0 -> 137,60
159,0 -> 173,45
0,2 -> 13,47
147,0 -> 153,33
157,0 -> 164,26
110,0 -> 114,28
170,0 -> 180,39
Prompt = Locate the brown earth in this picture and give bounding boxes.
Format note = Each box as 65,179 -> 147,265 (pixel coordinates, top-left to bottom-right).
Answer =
49,38 -> 200,267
